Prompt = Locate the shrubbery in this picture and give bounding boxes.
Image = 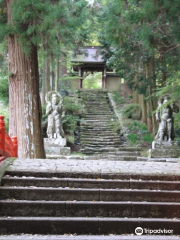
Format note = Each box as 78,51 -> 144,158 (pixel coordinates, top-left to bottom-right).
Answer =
62,95 -> 86,134
125,120 -> 153,147
112,91 -> 125,104
122,104 -> 141,120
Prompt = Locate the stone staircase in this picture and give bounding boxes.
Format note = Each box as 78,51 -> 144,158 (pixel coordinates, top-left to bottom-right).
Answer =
0,170 -> 180,235
79,89 -> 133,156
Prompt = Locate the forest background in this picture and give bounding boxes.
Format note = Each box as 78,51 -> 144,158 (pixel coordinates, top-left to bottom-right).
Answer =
1,0 -> 180,158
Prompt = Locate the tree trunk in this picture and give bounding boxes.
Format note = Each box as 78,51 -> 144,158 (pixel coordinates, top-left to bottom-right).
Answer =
132,72 -> 139,104
139,94 -> 147,124
146,57 -> 156,134
41,56 -> 51,106
50,54 -> 55,90
55,57 -> 60,92
7,0 -> 46,159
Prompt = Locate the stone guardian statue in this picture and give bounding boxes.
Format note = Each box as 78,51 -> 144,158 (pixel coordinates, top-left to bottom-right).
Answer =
155,94 -> 179,144
148,94 -> 180,158
45,91 -> 65,139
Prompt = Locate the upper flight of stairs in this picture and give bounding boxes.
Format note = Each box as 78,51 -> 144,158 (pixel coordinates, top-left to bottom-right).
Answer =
79,89 -> 128,155
0,170 -> 180,235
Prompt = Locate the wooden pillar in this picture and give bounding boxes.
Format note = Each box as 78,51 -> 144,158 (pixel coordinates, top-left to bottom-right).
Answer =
102,67 -> 106,89
78,67 -> 83,89
0,115 -> 5,156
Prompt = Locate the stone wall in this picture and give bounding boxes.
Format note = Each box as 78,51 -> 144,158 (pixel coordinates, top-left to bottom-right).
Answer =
106,74 -> 121,91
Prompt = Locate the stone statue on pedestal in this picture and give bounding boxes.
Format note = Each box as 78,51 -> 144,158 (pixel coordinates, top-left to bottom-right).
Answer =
148,94 -> 180,158
155,94 -> 179,144
44,91 -> 70,155
46,91 -> 65,139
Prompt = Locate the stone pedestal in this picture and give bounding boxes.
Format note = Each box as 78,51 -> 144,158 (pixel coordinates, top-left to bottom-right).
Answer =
44,138 -> 71,156
148,140 -> 180,158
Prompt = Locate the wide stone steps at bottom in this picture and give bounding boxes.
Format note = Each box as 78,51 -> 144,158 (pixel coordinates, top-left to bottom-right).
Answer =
1,170 -> 180,235
2,176 -> 180,190
1,200 -> 180,218
0,217 -> 179,235
2,186 -> 180,202
0,235 -> 178,240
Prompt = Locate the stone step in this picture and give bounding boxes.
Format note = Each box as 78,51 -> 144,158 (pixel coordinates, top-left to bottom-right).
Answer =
80,137 -> 118,142
2,177 -> 180,190
81,141 -> 121,146
0,235 -> 178,240
85,107 -> 110,110
1,200 -> 180,219
86,109 -> 112,113
79,90 -> 123,155
81,145 -> 121,150
81,122 -> 115,125
81,130 -> 117,134
81,139 -> 120,143
4,170 -> 180,181
81,147 -> 122,153
0,217 -> 179,235
81,120 -> 115,123
85,115 -> 112,118
81,122 -> 115,126
1,186 -> 180,202
83,154 -> 139,161
80,136 -> 120,140
83,147 -> 142,152
1,161 -> 180,235
81,151 -> 140,156
81,153 -> 138,158
80,126 -> 116,129
82,119 -> 113,122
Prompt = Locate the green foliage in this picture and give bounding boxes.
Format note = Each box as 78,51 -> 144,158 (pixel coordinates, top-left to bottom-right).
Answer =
0,0 -> 91,56
41,105 -> 48,122
62,95 -> 86,135
143,134 -> 153,143
83,72 -> 102,89
62,115 -> 79,134
67,135 -> 75,144
63,96 -> 86,116
112,91 -> 125,105
0,105 -> 9,132
0,73 -> 8,104
0,43 -> 8,104
111,119 -> 122,133
127,134 -> 138,145
98,0 -> 180,106
125,120 -> 153,146
127,121 -> 149,134
122,104 -> 141,119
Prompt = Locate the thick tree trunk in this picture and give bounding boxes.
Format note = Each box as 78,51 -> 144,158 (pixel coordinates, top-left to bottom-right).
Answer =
7,0 -> 46,158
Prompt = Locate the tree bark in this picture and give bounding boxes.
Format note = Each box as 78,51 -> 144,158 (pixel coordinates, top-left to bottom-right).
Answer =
7,0 -> 46,158
146,57 -> 156,134
139,94 -> 147,124
41,56 -> 51,106
55,57 -> 60,92
132,72 -> 139,104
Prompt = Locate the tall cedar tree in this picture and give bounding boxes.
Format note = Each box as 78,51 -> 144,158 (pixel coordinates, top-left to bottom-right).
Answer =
7,0 -> 45,158
4,0 -> 89,158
